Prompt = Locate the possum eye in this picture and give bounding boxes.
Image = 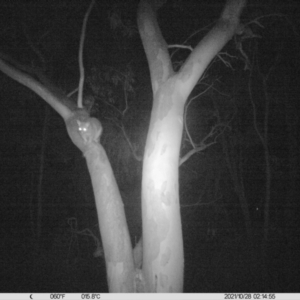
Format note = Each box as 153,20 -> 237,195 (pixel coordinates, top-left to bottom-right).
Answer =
80,125 -> 88,132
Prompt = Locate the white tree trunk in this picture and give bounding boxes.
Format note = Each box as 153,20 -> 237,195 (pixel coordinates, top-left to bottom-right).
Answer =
138,0 -> 246,292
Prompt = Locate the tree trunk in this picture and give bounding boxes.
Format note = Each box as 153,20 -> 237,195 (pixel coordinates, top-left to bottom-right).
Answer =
138,0 -> 246,292
85,144 -> 135,292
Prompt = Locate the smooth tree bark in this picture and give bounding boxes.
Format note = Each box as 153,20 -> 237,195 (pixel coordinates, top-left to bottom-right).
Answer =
0,57 -> 135,292
138,0 -> 246,292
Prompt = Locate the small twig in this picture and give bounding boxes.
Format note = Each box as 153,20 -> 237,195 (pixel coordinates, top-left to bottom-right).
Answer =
168,44 -> 193,51
117,121 -> 143,161
183,83 -> 214,148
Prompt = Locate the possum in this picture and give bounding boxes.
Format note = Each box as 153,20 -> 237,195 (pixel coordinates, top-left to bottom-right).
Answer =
66,109 -> 103,146
77,117 -> 102,143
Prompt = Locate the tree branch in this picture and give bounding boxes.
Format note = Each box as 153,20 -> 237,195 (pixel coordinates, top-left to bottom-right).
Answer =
77,0 -> 95,108
0,57 -> 74,120
177,0 -> 246,99
137,0 -> 173,94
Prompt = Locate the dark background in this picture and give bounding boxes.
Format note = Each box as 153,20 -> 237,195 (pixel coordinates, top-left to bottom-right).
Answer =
0,0 -> 299,292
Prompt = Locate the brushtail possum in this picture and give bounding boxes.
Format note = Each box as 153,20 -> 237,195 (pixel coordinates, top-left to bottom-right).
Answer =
77,117 -> 102,143
66,109 -> 102,145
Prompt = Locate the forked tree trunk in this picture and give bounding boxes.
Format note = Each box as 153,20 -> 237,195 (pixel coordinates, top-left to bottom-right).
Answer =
138,0 -> 246,292
0,0 -> 246,292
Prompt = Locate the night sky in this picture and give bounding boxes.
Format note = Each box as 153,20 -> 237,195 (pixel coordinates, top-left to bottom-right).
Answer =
0,0 -> 299,293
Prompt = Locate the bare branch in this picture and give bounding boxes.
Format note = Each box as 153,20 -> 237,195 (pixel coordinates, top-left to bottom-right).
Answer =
78,0 -> 95,108
183,83 -> 214,148
168,44 -> 193,52
0,57 -> 73,120
112,119 -> 143,162
178,0 -> 247,99
180,116 -> 230,166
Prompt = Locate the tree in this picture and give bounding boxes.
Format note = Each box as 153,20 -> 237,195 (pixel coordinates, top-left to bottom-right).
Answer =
0,0 -> 246,292
137,0 -> 245,292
